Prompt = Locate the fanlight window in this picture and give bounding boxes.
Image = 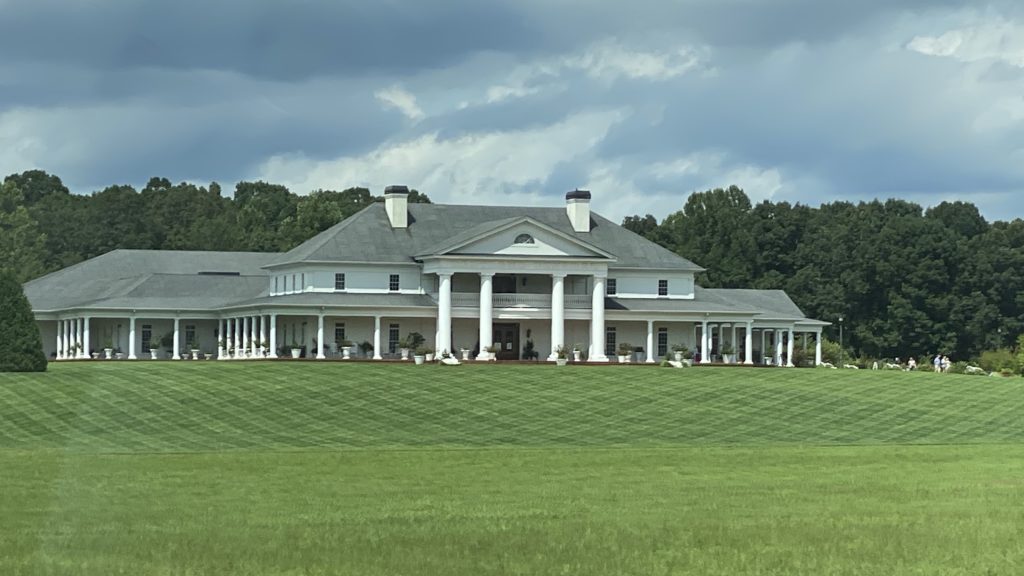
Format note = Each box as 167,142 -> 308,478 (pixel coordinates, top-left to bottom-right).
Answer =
514,233 -> 535,245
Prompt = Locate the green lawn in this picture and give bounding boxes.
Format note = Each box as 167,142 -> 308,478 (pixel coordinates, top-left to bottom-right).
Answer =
1,363 -> 1023,575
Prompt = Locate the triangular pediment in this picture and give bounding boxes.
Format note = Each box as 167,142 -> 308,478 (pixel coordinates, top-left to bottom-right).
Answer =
417,217 -> 614,259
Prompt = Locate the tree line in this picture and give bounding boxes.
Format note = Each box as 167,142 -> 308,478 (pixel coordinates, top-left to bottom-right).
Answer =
2,170 -> 1022,362
623,186 -> 1024,362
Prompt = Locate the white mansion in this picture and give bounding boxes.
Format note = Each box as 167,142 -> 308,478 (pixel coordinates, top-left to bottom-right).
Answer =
25,188 -> 828,364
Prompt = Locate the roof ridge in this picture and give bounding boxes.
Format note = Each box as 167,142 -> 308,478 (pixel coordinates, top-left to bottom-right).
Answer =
267,202 -> 377,268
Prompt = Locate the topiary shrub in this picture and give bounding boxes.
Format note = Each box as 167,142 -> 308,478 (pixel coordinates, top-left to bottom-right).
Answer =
0,270 -> 47,372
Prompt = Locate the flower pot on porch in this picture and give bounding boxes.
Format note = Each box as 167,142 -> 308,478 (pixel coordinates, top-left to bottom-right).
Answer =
104,348 -> 113,360
556,358 -> 568,366
674,351 -> 683,362
723,354 -> 735,364
290,348 -> 301,359
341,346 -> 351,360
460,349 -> 471,361
414,355 -> 425,365
400,348 -> 410,360
149,349 -> 159,360
572,350 -> 582,362
425,353 -> 435,362
191,349 -> 200,360
617,354 -> 628,363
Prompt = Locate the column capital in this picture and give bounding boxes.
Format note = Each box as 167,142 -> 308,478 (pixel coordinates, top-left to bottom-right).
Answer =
438,272 -> 452,279
551,272 -> 567,279
479,272 -> 494,279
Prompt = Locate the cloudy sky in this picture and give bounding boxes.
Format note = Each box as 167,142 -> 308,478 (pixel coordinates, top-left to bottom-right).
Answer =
2,0 -> 1024,222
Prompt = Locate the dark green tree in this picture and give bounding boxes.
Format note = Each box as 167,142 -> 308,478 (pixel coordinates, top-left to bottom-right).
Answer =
0,270 -> 47,372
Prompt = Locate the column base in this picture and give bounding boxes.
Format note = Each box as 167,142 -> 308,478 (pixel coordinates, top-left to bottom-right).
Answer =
316,353 -> 326,360
589,354 -> 610,362
744,360 -> 754,365
128,355 -> 137,360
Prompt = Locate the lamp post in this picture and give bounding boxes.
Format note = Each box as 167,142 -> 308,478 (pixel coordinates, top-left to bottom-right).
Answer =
838,316 -> 844,367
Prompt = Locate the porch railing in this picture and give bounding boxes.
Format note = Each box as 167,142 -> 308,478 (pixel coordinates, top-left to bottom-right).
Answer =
450,292 -> 591,309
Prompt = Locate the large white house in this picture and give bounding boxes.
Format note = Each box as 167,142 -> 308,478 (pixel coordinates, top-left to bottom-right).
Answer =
24,188 -> 828,364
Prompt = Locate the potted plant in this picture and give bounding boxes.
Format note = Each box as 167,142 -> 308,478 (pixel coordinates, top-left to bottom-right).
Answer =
672,344 -> 688,362
460,347 -> 471,361
190,337 -> 201,360
405,332 -> 425,352
555,345 -> 569,366
258,339 -> 268,359
338,338 -> 353,360
423,347 -> 435,362
290,341 -> 302,359
483,344 -> 498,361
617,342 -> 633,363
102,337 -> 114,360
522,340 -> 538,361
398,338 -> 411,360
358,341 -> 373,359
159,331 -> 174,358
413,347 -> 427,365
150,343 -> 160,360
572,344 -> 583,362
721,343 -> 735,364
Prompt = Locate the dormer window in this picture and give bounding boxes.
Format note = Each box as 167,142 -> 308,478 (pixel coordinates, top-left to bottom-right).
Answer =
658,279 -> 668,297
514,233 -> 535,245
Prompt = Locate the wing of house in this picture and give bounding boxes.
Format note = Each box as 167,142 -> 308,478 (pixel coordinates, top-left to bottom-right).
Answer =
24,188 -> 827,364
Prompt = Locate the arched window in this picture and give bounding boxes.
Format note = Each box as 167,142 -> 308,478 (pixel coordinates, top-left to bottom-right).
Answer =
514,233 -> 535,245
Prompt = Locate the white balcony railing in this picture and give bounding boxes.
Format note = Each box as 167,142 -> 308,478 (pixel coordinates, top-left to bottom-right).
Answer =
450,292 -> 591,309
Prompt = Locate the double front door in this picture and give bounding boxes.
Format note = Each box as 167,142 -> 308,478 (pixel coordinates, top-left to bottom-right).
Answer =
492,323 -> 519,360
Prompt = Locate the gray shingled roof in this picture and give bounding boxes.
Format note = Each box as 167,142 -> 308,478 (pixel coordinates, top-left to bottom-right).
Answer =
224,292 -> 437,310
268,203 -> 703,270
24,250 -> 277,311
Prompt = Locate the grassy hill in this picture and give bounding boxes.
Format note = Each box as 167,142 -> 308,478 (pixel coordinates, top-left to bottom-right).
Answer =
2,363 -> 1023,575
1,362 -> 1022,452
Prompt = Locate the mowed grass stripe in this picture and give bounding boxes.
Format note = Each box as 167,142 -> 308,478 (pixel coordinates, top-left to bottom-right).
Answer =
0,362 -> 1022,453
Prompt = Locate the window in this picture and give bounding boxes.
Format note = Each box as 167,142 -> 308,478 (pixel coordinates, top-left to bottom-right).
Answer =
658,279 -> 668,296
300,273 -> 305,292
388,323 -> 400,354
514,233 -> 535,245
605,327 -> 616,356
606,278 -> 617,295
334,273 -> 346,290
658,328 -> 668,357
291,274 -> 297,293
389,274 -> 400,292
274,276 -> 279,294
185,325 -> 196,348
334,323 -> 346,345
141,324 -> 153,350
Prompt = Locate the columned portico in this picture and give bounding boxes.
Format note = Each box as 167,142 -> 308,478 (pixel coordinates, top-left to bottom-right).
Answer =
477,273 -> 493,360
548,273 -> 565,361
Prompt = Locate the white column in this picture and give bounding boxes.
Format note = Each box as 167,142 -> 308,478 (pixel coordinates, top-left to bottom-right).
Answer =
700,320 -> 710,364
373,315 -> 383,360
316,314 -> 326,359
786,328 -> 795,367
730,324 -> 738,358
477,273 -> 493,360
815,330 -> 823,366
56,320 -> 64,359
590,275 -> 608,361
128,317 -> 137,360
645,320 -> 655,363
745,321 -> 754,365
548,273 -> 565,361
760,330 -> 766,364
775,329 -> 783,366
83,317 -> 90,359
242,316 -> 250,357
172,318 -> 181,360
249,316 -> 257,357
73,318 -> 81,358
225,318 -> 233,358
269,314 -> 278,359
438,273 -> 452,356
217,319 -> 225,358
259,315 -> 268,358
69,319 -> 77,358
67,319 -> 75,358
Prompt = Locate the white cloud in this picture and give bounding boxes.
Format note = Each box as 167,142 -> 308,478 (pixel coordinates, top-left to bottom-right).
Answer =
564,39 -> 705,81
907,19 -> 1024,67
256,108 -> 629,201
374,85 -> 425,120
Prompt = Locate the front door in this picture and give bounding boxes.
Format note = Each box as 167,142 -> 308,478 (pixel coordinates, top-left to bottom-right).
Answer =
493,323 -> 520,360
